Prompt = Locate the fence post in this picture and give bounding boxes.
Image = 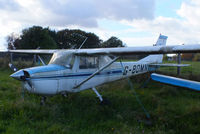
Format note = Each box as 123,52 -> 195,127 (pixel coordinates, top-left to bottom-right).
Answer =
10,53 -> 13,63
177,53 -> 181,75
33,54 -> 37,65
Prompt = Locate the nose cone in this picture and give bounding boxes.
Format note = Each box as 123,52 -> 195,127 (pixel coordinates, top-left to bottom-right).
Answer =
10,70 -> 24,80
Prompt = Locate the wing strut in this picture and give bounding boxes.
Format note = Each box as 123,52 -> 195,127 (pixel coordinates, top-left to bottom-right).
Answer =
74,57 -> 119,89
37,55 -> 46,65
92,87 -> 103,102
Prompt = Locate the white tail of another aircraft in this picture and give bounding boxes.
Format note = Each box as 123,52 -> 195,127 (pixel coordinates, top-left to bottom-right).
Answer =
138,34 -> 168,64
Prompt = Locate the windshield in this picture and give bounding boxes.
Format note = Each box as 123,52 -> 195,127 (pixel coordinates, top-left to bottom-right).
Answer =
49,52 -> 74,67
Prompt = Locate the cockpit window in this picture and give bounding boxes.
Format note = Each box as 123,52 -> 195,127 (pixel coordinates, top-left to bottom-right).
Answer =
49,52 -> 74,68
69,56 -> 75,69
79,56 -> 99,69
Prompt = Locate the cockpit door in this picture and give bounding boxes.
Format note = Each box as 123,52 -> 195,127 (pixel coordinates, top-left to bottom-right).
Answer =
74,56 -> 99,89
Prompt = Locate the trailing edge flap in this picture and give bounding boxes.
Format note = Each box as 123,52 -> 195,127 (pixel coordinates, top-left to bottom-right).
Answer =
151,73 -> 200,91
150,63 -> 190,67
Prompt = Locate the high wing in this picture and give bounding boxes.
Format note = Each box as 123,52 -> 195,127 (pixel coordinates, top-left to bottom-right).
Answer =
74,44 -> 200,55
2,44 -> 200,55
7,49 -> 59,54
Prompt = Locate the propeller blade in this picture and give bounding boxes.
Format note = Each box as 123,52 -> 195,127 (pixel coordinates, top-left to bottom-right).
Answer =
20,70 -> 34,93
8,63 -> 18,72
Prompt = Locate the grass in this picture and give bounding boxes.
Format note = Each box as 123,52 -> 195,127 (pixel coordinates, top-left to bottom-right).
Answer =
0,61 -> 200,133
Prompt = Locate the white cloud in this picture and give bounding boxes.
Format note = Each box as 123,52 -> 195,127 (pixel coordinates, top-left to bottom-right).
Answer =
0,0 -> 155,27
63,0 -> 200,47
0,0 -> 156,49
1,0 -> 200,49
121,0 -> 200,46
177,0 -> 200,28
37,0 -> 155,27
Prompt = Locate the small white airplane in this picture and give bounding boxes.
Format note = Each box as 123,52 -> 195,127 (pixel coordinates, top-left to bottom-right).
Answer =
3,34 -> 200,104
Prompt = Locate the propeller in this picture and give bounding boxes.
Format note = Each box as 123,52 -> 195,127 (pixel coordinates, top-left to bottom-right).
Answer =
8,63 -> 25,98
11,69 -> 33,99
20,70 -> 34,99
20,70 -> 33,89
9,63 -> 34,99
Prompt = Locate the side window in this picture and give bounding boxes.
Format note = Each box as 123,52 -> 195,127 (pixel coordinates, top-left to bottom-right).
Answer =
68,56 -> 75,69
79,56 -> 99,69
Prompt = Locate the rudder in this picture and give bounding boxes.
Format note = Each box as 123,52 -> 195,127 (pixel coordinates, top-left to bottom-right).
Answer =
155,34 -> 168,46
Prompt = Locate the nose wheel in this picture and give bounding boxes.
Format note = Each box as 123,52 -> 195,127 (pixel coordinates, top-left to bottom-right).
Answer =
61,92 -> 68,98
40,96 -> 46,106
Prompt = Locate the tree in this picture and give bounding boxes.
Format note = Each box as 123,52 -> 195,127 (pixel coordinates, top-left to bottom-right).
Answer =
84,32 -> 102,48
56,29 -> 74,49
17,26 -> 57,49
56,29 -> 101,49
7,33 -> 19,50
101,36 -> 124,48
7,26 -> 124,50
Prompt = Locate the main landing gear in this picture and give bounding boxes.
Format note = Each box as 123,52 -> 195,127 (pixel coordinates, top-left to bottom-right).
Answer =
92,87 -> 110,105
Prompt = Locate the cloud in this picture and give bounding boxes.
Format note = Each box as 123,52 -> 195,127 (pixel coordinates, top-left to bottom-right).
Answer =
3,0 -> 200,49
177,0 -> 200,28
121,0 -> 200,46
0,0 -> 20,10
0,0 -> 156,49
38,0 -> 155,27
0,0 -> 155,28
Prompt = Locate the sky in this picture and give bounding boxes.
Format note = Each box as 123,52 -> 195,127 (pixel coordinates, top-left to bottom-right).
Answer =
0,0 -> 200,49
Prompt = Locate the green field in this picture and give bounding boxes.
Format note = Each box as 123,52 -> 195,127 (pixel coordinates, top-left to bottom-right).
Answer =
0,61 -> 200,134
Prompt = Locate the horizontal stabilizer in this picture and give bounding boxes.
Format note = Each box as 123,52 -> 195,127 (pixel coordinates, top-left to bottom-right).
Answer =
151,73 -> 200,91
150,64 -> 190,67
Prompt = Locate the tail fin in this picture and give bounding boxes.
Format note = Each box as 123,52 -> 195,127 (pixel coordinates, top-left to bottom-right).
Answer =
138,34 -> 168,64
155,34 -> 168,46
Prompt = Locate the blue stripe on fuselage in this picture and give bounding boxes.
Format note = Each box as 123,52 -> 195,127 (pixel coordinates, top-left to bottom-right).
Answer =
31,69 -> 123,80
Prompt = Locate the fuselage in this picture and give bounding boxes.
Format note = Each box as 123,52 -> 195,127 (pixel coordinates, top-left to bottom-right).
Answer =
11,52 -> 157,95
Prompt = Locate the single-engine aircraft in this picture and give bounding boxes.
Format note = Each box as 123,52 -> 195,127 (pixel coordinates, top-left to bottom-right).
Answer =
2,34 -> 200,104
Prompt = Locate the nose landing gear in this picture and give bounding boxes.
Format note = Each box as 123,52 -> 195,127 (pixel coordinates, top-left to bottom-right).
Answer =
40,96 -> 46,106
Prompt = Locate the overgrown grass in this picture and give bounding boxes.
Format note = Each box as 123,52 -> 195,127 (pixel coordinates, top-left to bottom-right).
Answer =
0,61 -> 200,133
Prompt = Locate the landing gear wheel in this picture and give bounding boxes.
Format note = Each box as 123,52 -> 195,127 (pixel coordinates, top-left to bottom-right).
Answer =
40,96 -> 46,106
61,92 -> 68,98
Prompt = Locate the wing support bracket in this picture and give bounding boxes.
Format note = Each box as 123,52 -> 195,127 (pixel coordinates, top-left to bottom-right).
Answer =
73,56 -> 119,89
